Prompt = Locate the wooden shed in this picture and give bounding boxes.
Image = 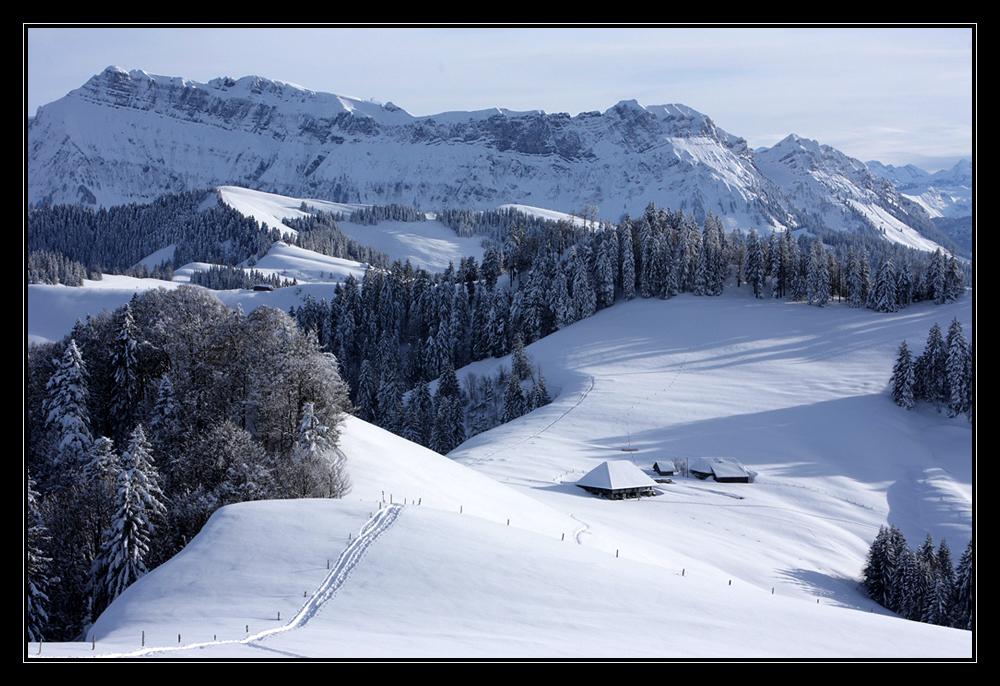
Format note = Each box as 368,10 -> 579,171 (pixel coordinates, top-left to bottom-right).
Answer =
688,456 -> 755,483
576,461 -> 658,500
652,460 -> 677,477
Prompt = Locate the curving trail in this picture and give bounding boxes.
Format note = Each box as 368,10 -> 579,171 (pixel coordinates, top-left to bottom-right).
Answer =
68,504 -> 404,659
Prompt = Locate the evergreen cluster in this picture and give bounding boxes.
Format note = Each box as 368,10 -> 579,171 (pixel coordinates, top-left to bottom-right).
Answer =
862,526 -> 973,630
27,190 -> 282,276
289,201 -> 969,457
27,249 -> 95,286
188,264 -> 294,291
285,210 -> 394,270
25,285 -> 352,641
348,203 -> 427,225
891,318 -> 973,420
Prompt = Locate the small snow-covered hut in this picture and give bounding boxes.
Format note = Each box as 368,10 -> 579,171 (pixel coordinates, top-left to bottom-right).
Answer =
652,460 -> 676,477
688,456 -> 755,483
576,460 -> 658,500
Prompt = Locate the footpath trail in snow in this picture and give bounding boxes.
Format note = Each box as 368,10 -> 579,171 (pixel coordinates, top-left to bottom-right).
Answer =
40,505 -> 404,659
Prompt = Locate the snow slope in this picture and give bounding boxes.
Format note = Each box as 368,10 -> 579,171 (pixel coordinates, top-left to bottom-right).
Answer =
27,287 -> 974,659
25,185 -> 973,659
25,186 -> 492,346
216,185 -> 487,272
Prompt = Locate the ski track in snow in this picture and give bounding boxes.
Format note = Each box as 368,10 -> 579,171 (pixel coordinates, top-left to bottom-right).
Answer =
72,504 -> 404,659
463,373 -> 597,467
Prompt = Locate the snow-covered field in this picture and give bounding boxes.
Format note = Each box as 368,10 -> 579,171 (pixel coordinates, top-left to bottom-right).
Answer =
25,191 -> 974,660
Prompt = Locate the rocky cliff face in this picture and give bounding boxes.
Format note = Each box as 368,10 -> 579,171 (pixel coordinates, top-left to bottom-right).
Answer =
28,66 -> 948,252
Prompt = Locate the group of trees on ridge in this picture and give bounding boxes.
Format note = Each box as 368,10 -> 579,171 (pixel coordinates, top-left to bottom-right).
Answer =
26,286 -> 352,642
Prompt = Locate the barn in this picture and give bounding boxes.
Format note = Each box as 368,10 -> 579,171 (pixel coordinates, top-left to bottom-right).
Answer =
652,460 -> 676,477
576,461 -> 659,500
688,456 -> 755,483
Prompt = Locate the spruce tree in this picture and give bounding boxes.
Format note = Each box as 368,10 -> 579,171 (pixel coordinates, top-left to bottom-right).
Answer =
919,323 -> 947,410
44,339 -> 93,482
620,223 -> 635,301
745,228 -> 765,299
953,539 -> 974,630
25,471 -> 52,642
945,318 -> 971,418
502,370 -> 527,424
90,425 -> 166,617
109,302 -> 141,440
891,341 -> 916,410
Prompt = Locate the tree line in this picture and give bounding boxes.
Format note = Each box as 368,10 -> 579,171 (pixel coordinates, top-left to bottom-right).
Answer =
25,285 -> 352,642
862,526 -> 973,630
288,202 -> 968,454
27,190 -> 281,279
891,318 -> 973,420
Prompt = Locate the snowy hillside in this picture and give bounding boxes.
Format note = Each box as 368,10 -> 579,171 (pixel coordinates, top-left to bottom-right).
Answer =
25,186 -> 494,346
27,274 -> 973,658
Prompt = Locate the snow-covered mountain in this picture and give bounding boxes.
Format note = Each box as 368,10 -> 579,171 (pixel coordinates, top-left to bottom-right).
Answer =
754,134 -> 948,252
866,159 -> 972,220
27,66 -> 952,253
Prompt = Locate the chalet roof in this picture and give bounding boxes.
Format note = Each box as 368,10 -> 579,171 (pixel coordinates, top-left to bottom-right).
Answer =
689,456 -> 750,479
576,460 -> 658,491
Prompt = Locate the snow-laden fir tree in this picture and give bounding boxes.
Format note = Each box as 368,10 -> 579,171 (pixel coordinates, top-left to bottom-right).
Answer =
571,248 -> 597,322
595,236 -> 616,309
110,302 -> 141,440
283,401 -> 350,498
807,240 -> 830,307
891,341 -> 916,410
510,333 -> 533,382
531,371 -> 552,410
619,221 -> 635,301
953,539 -> 974,630
745,228 -> 766,299
354,358 -> 379,423
869,258 -> 899,313
25,471 -> 52,642
502,369 -> 527,424
847,247 -> 871,308
917,323 -> 947,410
90,424 -> 166,617
945,318 -> 971,419
44,339 -> 93,482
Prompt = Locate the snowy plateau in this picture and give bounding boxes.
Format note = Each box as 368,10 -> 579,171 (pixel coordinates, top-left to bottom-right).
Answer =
25,67 -> 974,661
26,187 -> 974,660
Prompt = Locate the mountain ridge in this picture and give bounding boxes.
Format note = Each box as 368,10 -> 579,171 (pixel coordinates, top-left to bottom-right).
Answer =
28,66 -> 960,253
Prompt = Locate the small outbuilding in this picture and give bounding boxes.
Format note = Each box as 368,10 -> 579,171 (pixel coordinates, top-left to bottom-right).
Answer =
652,460 -> 677,477
688,456 -> 755,483
576,460 -> 659,500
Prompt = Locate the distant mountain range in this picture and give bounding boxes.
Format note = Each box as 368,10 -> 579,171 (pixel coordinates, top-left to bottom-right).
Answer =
27,66 -> 971,254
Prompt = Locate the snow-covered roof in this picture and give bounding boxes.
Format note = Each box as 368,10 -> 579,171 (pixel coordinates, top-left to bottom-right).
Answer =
576,460 -> 658,491
690,456 -> 750,479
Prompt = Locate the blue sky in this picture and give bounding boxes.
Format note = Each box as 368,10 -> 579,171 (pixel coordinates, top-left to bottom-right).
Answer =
25,26 -> 974,172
